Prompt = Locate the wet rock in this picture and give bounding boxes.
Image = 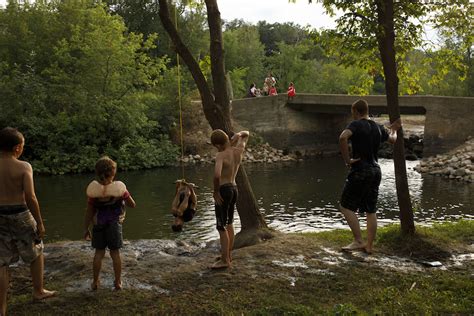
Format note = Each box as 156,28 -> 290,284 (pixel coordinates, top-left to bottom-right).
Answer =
415,137 -> 474,183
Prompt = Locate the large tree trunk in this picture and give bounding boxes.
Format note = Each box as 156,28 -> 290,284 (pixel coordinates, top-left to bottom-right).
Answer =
159,0 -> 272,247
375,0 -> 415,235
204,0 -> 270,247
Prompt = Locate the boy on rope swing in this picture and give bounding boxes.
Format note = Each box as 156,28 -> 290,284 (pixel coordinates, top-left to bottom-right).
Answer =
171,179 -> 197,232
210,129 -> 249,269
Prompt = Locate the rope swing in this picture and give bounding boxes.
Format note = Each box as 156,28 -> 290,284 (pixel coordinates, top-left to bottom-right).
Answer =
175,4 -> 185,181
170,4 -> 198,232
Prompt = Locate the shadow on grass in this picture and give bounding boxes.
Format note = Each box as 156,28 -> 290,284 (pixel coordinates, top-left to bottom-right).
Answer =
377,225 -> 453,261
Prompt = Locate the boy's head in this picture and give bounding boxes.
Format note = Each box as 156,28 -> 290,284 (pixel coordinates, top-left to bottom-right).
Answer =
351,99 -> 369,119
0,127 -> 24,155
211,129 -> 229,150
95,156 -> 117,183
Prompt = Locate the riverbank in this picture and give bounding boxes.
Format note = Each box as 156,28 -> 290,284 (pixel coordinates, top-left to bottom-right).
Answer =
415,136 -> 474,183
8,221 -> 473,315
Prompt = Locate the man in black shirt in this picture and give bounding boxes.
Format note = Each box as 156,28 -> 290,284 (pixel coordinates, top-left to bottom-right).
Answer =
339,99 -> 401,254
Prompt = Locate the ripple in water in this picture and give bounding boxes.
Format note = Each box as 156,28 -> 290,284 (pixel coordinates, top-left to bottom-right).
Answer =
35,158 -> 474,241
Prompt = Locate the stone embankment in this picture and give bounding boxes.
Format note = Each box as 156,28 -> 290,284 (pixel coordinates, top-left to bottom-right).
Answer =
414,137 -> 474,183
177,143 -> 297,164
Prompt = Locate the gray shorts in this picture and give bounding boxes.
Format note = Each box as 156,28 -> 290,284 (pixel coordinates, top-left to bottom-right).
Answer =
0,208 -> 43,267
91,222 -> 123,250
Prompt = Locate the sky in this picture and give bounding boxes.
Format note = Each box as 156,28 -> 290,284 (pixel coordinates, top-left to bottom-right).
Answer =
218,0 -> 336,29
0,0 -> 336,29
0,0 -> 441,43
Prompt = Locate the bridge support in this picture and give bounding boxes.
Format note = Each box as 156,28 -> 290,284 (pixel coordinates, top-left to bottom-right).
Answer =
231,94 -> 474,157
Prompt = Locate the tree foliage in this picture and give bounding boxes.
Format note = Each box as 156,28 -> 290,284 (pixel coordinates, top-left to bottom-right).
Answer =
0,0 -> 178,174
426,0 -> 473,96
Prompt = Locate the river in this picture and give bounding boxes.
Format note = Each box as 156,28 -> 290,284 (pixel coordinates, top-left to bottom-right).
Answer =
35,159 -> 474,242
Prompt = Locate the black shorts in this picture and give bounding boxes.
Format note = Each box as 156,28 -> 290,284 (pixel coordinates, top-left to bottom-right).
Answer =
340,165 -> 382,214
91,222 -> 123,250
215,184 -> 238,231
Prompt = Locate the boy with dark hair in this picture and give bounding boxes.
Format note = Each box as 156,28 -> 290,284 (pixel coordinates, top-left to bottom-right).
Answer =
339,99 -> 401,254
210,129 -> 249,269
84,156 -> 136,291
0,127 -> 56,315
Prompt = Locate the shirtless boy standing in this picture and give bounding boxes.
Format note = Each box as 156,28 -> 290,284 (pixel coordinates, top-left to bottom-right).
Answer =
210,130 -> 249,269
0,127 -> 56,315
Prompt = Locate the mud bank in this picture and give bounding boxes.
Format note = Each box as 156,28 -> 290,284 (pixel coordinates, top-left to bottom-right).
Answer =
8,222 -> 474,315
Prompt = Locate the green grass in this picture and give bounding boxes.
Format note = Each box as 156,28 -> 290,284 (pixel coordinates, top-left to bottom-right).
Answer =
8,220 -> 474,315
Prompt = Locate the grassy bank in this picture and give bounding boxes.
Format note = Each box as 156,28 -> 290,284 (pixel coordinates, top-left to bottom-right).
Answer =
9,221 -> 474,315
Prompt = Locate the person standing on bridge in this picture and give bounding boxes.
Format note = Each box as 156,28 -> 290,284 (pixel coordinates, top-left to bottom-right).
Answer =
338,99 -> 401,254
287,82 -> 295,101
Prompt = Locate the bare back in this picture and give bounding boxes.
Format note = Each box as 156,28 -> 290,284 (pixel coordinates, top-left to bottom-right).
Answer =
0,157 -> 29,205
217,146 -> 244,186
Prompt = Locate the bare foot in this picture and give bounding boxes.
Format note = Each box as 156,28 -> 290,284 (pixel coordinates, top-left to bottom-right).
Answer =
210,260 -> 231,269
33,289 -> 57,301
341,241 -> 366,252
91,280 -> 99,291
113,280 -> 122,291
215,256 -> 232,263
364,246 -> 374,255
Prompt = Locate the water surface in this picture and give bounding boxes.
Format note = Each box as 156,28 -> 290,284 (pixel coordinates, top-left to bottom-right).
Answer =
35,159 -> 474,242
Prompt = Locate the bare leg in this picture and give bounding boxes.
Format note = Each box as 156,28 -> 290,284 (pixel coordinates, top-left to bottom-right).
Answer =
0,266 -> 9,316
92,249 -> 105,290
31,254 -> 56,300
340,206 -> 365,250
365,213 -> 377,254
109,250 -> 122,290
212,229 -> 231,269
227,224 -> 234,262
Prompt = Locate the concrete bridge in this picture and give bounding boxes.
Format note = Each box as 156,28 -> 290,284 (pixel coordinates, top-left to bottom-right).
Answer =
231,94 -> 474,157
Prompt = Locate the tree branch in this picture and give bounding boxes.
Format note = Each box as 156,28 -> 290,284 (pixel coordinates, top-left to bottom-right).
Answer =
158,0 -> 224,128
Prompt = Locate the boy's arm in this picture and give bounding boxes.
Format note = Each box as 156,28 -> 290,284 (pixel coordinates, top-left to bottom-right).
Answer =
84,203 -> 95,240
213,155 -> 224,205
231,131 -> 250,149
23,163 -> 45,239
339,129 -> 359,168
387,118 -> 401,144
125,195 -> 136,208
190,187 -> 197,209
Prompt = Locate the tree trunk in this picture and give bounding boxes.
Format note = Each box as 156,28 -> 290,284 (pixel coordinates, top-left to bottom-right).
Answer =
375,0 -> 415,235
204,0 -> 230,115
158,0 -> 224,129
159,0 -> 272,246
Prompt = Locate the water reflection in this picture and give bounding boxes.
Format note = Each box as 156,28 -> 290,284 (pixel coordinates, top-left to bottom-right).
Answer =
35,159 -> 474,242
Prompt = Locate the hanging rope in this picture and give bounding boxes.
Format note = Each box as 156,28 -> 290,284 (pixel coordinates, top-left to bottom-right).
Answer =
175,4 -> 185,180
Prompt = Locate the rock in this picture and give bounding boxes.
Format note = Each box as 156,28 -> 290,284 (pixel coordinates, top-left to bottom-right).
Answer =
454,169 -> 466,177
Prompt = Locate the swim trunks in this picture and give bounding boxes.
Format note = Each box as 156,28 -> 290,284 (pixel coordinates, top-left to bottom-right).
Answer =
0,205 -> 43,266
91,221 -> 123,250
215,183 -> 238,231
340,165 -> 382,214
